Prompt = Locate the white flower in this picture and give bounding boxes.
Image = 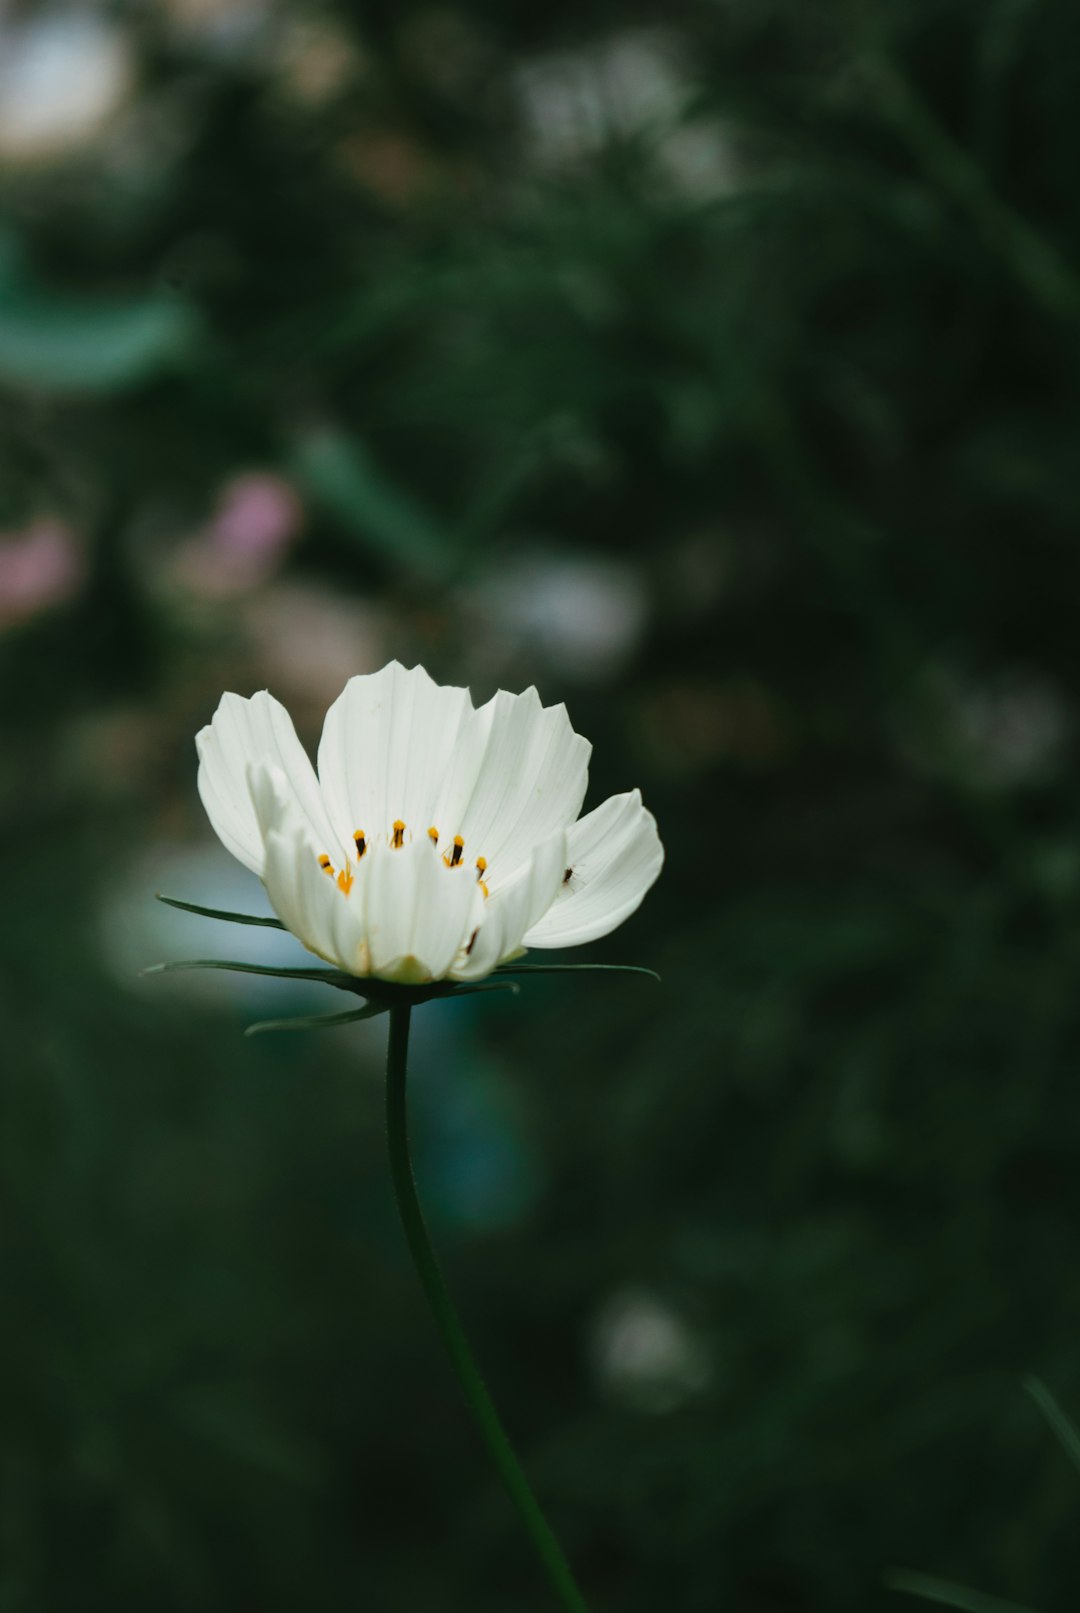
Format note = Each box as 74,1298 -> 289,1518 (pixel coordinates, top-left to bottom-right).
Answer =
196,661 -> 663,985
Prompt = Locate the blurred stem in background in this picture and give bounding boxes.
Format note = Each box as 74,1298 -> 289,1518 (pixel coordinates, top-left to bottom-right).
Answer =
863,52 -> 1080,326
384,1004 -> 590,1613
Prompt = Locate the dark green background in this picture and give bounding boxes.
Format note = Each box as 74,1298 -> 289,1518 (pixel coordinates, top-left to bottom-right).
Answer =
3,1 -> 1080,1608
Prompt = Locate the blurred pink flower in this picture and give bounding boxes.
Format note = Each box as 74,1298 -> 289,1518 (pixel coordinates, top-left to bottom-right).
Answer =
0,518 -> 84,627
172,472 -> 303,597
215,472 -> 302,557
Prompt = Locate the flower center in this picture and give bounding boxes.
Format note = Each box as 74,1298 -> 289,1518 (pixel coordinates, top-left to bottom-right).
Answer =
316,820 -> 490,897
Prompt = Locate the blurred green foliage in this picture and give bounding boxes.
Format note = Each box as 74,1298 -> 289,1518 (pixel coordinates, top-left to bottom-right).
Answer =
3,0 -> 1080,1609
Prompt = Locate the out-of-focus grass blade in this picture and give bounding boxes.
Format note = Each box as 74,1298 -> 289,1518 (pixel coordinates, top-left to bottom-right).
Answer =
1024,1375 -> 1080,1475
156,893 -> 286,929
883,1570 -> 1042,1613
245,1004 -> 387,1036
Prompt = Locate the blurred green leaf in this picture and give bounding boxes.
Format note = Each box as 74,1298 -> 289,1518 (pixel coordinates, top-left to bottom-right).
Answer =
290,429 -> 450,578
0,280 -> 198,393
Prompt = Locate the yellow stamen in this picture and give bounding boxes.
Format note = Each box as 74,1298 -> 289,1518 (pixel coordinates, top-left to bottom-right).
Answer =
475,856 -> 487,879
354,831 -> 366,859
392,820 -> 405,849
318,854 -> 333,875
479,880 -> 489,899
428,826 -> 439,845
337,867 -> 354,894
444,835 -> 464,868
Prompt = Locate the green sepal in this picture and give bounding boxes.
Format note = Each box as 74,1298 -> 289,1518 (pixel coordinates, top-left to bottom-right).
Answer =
141,958 -> 360,991
144,954 -> 523,1036
245,1003 -> 389,1036
439,980 -> 521,1000
156,893 -> 286,929
495,962 -> 660,981
244,979 -> 518,1035
143,954 -> 651,1000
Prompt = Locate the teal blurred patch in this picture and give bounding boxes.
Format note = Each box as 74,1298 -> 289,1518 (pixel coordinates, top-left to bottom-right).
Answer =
0,233 -> 198,394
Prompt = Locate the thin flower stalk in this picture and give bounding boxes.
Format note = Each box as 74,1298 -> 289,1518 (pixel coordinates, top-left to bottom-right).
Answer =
385,1004 -> 590,1613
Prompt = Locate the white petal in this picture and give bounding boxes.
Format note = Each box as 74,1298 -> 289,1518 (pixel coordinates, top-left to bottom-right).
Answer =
522,790 -> 663,949
363,838 -> 483,984
451,827 -> 567,980
196,690 -> 341,877
437,688 -> 590,884
317,662 -> 474,852
249,764 -> 366,972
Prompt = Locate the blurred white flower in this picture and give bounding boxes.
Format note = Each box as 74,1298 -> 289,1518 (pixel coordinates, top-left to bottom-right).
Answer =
462,549 -> 647,684
590,1288 -> 711,1413
271,16 -> 363,104
899,664 -> 1069,789
515,29 -> 738,197
197,660 -> 663,984
0,12 -> 134,162
516,30 -> 686,162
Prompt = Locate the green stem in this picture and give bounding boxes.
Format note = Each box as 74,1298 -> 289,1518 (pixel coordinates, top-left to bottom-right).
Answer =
384,1004 -> 590,1613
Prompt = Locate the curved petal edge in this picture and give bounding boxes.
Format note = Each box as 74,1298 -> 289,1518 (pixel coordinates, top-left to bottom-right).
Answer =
521,790 -> 663,950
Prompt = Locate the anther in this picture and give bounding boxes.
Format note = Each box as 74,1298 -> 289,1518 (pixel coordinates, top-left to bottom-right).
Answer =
392,820 -> 405,849
354,831 -> 367,859
465,927 -> 479,956
337,867 -> 354,894
563,867 -> 573,884
475,857 -> 487,881
444,835 -> 464,868
427,826 -> 439,846
318,854 -> 333,875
